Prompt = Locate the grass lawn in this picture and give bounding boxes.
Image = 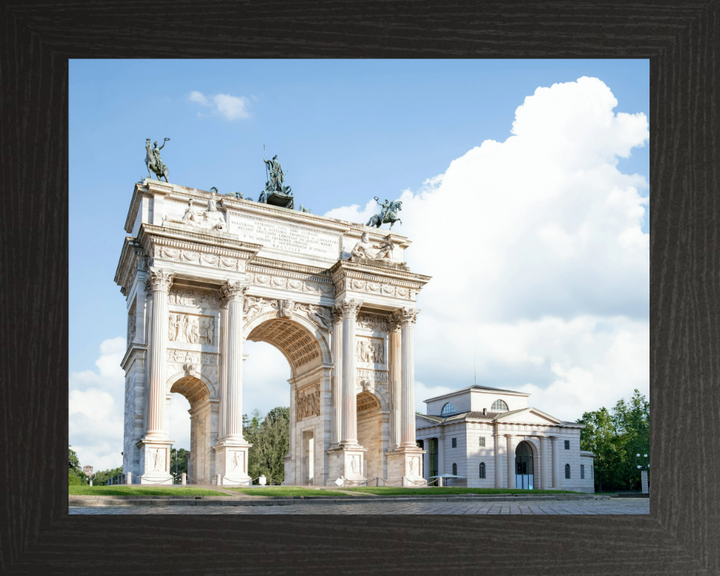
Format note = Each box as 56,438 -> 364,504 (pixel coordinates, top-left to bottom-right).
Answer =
69,486 -> 230,497
229,487 -> 350,497
342,487 -> 580,496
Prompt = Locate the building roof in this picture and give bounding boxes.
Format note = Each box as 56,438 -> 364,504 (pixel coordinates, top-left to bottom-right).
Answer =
417,407 -> 584,428
423,384 -> 530,403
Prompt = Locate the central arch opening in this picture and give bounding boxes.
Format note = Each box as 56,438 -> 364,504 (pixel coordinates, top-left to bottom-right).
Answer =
357,391 -> 383,482
244,315 -> 329,486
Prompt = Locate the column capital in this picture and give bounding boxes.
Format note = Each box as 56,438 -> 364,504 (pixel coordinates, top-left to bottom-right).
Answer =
222,281 -> 248,302
397,307 -> 420,325
331,303 -> 344,325
387,312 -> 402,333
146,268 -> 173,293
337,299 -> 362,319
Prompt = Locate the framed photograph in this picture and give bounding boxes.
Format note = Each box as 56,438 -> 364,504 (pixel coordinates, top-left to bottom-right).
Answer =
3,2 -> 717,574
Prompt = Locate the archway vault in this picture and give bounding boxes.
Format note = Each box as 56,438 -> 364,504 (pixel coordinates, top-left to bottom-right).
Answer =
245,315 -> 329,377
169,374 -> 211,408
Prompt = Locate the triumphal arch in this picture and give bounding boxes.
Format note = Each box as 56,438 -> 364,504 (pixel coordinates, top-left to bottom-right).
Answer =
115,178 -> 430,485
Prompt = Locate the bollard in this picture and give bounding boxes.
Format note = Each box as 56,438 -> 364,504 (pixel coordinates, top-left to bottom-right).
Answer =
259,475 -> 267,486
218,474 -> 223,486
438,477 -> 443,487
181,473 -> 187,486
89,479 -> 93,486
126,472 -> 131,485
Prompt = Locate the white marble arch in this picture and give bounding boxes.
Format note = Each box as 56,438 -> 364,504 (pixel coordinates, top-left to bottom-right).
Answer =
116,180 -> 431,485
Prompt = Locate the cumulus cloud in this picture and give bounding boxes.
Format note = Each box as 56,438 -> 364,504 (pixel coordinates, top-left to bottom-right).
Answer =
69,337 -> 127,471
329,76 -> 649,421
187,91 -> 251,120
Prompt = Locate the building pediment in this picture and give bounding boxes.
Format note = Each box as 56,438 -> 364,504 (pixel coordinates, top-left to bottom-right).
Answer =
493,407 -> 563,426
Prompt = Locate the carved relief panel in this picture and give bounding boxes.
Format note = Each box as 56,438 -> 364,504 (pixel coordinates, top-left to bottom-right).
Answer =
355,336 -> 385,364
168,313 -> 216,345
296,384 -> 321,421
168,287 -> 221,309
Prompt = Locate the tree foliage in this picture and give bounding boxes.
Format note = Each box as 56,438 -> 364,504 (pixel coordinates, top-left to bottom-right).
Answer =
92,466 -> 124,485
68,446 -> 87,485
243,406 -> 290,484
577,389 -> 649,492
169,448 -> 189,479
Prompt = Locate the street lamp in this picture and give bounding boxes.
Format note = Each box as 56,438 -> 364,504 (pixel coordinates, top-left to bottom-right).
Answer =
635,453 -> 649,494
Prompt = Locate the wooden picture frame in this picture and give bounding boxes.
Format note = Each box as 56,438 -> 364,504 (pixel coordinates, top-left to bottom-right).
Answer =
1,1 -> 717,573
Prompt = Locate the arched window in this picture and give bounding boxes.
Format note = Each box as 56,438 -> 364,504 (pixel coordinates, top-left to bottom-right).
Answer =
565,463 -> 571,479
452,463 -> 457,475
491,399 -> 509,412
441,402 -> 456,416
479,462 -> 486,479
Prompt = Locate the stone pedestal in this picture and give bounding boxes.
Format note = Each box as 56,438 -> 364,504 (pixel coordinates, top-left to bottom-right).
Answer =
326,446 -> 367,485
213,442 -> 252,485
137,439 -> 174,484
386,448 -> 427,487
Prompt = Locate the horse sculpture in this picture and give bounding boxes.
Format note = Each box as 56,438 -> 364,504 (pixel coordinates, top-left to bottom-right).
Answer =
145,138 -> 170,182
366,197 -> 403,229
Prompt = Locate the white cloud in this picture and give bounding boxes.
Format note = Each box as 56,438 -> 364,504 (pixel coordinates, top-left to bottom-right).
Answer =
328,76 -> 649,421
187,91 -> 251,120
69,337 -> 126,471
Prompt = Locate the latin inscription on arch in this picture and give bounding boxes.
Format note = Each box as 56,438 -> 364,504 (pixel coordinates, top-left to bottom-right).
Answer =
228,212 -> 340,260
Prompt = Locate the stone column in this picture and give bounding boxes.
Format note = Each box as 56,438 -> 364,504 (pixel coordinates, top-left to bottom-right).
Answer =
506,434 -> 516,489
222,281 -> 247,442
330,305 -> 344,447
145,269 -> 173,440
388,315 -> 402,450
494,429 -> 503,489
339,299 -> 362,445
398,307 -> 420,448
550,435 -> 560,489
540,436 -> 550,490
218,298 -> 229,439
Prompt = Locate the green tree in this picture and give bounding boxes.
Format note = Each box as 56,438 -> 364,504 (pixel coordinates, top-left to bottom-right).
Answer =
577,389 -> 649,492
243,407 -> 290,484
169,447 -> 190,479
68,446 -> 87,485
92,466 -> 124,485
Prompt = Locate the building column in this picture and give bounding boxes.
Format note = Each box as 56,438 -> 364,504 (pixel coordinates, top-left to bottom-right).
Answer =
398,307 -> 419,447
540,436 -> 550,490
506,434 -> 516,489
218,298 -> 229,439
388,315 -> 402,450
222,281 -> 247,442
550,435 -> 560,489
494,429 -> 503,489
330,304 -> 344,447
213,281 -> 251,485
144,268 -> 173,440
339,299 -> 362,445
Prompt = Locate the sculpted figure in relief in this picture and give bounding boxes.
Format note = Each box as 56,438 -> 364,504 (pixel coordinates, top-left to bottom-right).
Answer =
351,232 -> 396,261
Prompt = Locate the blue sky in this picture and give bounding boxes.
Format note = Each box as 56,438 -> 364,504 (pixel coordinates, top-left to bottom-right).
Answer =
69,60 -> 648,470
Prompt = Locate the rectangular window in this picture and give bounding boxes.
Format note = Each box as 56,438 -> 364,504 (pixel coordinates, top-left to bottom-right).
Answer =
564,440 -> 570,450
581,465 -> 585,479
452,438 -> 457,448
479,437 -> 486,447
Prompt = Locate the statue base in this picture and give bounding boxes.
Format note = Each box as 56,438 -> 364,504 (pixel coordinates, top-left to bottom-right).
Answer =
326,444 -> 367,486
386,447 -> 427,487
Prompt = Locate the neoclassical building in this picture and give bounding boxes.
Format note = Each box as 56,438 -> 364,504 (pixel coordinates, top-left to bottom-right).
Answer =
115,179 -> 430,486
416,385 -> 595,492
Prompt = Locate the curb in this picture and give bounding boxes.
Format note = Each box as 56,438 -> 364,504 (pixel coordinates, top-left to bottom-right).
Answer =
70,494 -> 610,507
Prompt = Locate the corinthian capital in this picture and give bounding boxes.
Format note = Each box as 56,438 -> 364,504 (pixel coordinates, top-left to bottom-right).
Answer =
337,299 -> 362,320
398,307 -> 420,325
331,304 -> 344,325
222,281 -> 248,302
146,268 -> 173,293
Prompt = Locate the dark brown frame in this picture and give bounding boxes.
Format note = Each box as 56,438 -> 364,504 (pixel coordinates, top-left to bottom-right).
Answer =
1,1 -> 718,574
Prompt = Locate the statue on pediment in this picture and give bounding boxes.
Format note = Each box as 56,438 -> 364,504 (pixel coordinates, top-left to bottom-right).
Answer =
145,138 -> 170,182
367,196 -> 403,229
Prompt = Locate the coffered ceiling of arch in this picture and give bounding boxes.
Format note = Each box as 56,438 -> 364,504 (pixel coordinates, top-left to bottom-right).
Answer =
357,391 -> 381,413
170,376 -> 210,407
248,319 -> 321,368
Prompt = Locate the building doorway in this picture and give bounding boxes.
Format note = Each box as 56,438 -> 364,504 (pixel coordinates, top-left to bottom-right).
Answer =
515,440 -> 534,490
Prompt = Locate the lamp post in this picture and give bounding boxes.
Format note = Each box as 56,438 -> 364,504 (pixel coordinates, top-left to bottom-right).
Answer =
635,453 -> 649,494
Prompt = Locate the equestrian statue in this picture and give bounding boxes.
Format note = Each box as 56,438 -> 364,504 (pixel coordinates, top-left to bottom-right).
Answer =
145,137 -> 170,182
366,196 -> 403,229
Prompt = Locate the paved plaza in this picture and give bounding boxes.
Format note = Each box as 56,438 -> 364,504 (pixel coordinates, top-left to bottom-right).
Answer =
70,497 -> 649,515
